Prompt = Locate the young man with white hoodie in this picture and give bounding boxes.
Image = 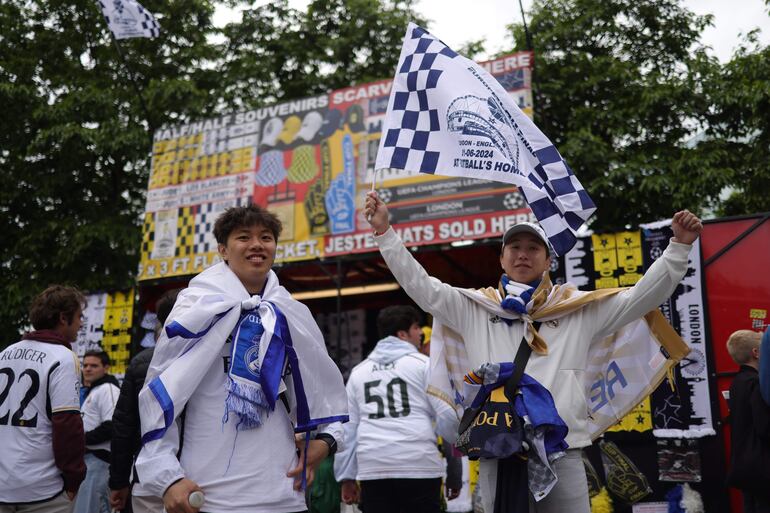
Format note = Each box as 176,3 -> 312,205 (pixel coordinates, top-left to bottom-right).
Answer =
364,191 -> 702,513
334,305 -> 458,513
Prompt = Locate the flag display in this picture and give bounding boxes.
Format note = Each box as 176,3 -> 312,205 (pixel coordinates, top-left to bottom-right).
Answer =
74,289 -> 134,377
98,0 -> 160,40
376,23 -> 596,255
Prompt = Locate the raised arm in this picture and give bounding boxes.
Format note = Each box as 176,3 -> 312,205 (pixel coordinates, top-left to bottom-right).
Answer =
592,210 -> 702,339
365,191 -> 475,333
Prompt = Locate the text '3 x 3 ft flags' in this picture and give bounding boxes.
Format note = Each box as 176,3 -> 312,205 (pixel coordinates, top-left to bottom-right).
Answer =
98,0 -> 160,40
375,23 -> 596,256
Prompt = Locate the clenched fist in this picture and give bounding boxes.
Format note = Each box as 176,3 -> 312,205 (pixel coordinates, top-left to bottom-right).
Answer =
671,210 -> 703,245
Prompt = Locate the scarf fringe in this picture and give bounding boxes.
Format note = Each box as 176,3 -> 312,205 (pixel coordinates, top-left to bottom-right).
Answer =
224,377 -> 271,429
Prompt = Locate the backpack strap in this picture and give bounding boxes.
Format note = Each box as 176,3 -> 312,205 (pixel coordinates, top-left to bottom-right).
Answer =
503,321 -> 541,402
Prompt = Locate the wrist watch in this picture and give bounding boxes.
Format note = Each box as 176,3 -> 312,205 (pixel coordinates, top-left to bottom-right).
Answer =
314,433 -> 338,456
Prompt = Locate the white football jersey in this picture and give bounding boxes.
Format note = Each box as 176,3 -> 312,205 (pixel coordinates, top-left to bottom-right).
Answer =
0,340 -> 81,503
338,347 -> 451,480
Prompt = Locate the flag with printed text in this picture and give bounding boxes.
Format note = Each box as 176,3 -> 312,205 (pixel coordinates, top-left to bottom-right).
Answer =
375,23 -> 596,255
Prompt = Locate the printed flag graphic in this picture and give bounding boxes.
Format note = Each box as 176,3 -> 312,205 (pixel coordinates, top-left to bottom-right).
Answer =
98,0 -> 160,40
375,23 -> 596,255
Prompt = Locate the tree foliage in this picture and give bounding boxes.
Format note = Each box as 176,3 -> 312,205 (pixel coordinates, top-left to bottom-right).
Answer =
2,0 -> 768,344
508,0 -> 769,230
218,0 -> 425,108
703,30 -> 770,216
0,0 -> 226,344
0,0 -> 422,343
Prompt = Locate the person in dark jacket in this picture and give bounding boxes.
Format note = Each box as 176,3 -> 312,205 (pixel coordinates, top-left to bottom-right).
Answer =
108,289 -> 180,513
725,329 -> 770,513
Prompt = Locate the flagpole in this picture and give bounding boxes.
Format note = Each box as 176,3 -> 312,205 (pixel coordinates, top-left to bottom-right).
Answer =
517,0 -> 538,120
367,169 -> 377,222
109,34 -> 155,143
517,0 -> 533,52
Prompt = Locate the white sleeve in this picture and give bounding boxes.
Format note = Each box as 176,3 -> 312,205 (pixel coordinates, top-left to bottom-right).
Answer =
333,378 -> 360,482
375,228 -> 474,333
590,240 -> 691,340
318,421 -> 344,449
49,351 -> 80,414
134,418 -> 185,498
98,383 -> 120,422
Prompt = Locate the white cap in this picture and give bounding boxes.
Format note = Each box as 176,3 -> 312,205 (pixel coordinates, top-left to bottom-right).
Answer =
501,222 -> 550,250
296,111 -> 323,141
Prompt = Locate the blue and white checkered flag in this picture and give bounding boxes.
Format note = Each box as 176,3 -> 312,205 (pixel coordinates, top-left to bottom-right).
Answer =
375,23 -> 596,255
98,0 -> 160,40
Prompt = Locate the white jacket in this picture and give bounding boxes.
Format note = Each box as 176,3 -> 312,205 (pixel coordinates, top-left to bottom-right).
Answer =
334,337 -> 457,481
82,379 -> 120,453
375,227 -> 691,449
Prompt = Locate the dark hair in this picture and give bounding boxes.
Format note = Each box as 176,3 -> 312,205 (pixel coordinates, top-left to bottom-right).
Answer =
29,285 -> 86,330
377,305 -> 422,339
156,288 -> 182,325
83,350 -> 110,366
213,205 -> 282,244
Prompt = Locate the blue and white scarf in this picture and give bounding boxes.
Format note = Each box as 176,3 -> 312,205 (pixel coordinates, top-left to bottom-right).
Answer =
139,262 -> 349,445
222,300 -> 289,429
463,362 -> 568,501
499,275 -> 542,315
463,362 -> 568,455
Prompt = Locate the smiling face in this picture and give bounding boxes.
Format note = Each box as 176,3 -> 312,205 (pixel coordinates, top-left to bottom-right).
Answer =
218,224 -> 277,294
500,232 -> 551,284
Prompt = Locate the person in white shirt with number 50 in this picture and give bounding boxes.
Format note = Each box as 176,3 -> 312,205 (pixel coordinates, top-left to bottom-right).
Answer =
334,305 -> 459,513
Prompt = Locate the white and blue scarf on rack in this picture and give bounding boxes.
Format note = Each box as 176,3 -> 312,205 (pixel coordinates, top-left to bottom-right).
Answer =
139,262 -> 348,447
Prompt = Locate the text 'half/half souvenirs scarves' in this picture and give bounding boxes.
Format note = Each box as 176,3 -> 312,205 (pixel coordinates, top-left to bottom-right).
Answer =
138,262 -> 348,447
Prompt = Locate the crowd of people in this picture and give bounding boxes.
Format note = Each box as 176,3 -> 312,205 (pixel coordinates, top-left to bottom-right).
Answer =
1,202 -> 768,513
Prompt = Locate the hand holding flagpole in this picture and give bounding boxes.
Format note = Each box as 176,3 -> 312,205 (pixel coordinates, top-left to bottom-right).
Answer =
366,168 -> 377,222
373,23 -> 596,256
365,189 -> 390,235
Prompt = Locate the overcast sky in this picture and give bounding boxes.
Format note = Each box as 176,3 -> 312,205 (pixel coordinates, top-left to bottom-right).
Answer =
214,0 -> 770,62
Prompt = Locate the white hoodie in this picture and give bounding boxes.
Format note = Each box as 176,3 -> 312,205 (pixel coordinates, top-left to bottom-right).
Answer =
334,336 -> 457,481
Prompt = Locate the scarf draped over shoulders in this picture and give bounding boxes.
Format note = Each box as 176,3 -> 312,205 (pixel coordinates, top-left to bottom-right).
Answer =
428,273 -> 690,440
139,262 -> 348,445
